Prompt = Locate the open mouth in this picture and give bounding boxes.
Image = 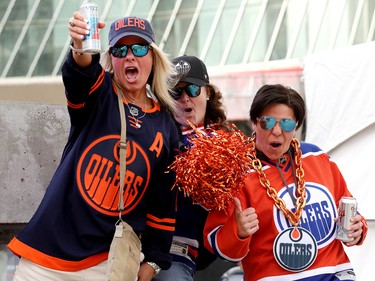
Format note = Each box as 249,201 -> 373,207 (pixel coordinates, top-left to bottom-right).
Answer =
185,108 -> 193,113
125,67 -> 138,80
270,142 -> 282,148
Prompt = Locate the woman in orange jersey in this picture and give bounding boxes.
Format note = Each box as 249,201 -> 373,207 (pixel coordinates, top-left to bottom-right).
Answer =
8,10 -> 179,281
204,84 -> 368,281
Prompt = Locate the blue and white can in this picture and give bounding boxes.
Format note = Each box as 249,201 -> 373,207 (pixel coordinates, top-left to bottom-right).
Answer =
80,3 -> 101,53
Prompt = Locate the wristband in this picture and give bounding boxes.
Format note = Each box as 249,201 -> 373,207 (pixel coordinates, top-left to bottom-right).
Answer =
70,41 -> 84,55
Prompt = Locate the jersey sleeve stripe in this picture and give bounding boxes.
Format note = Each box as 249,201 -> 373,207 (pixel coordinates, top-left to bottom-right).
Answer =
146,214 -> 176,224
7,238 -> 108,271
67,100 -> 85,109
146,221 -> 175,231
89,69 -> 105,95
208,226 -> 243,263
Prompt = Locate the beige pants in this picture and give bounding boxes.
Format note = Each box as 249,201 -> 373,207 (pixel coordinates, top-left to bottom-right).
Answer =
12,257 -> 107,281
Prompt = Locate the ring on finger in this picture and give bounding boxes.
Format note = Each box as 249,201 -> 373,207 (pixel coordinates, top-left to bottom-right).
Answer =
69,18 -> 75,27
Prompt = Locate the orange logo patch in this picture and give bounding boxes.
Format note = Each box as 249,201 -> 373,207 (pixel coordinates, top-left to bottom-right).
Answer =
77,135 -> 151,216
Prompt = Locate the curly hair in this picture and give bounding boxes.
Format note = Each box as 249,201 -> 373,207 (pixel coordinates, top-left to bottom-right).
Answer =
204,83 -> 227,127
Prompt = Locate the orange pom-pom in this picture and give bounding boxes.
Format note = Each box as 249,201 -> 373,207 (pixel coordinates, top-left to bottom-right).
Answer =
169,123 -> 252,212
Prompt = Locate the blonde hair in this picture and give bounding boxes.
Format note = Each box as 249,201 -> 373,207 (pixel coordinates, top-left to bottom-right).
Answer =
100,43 -> 177,115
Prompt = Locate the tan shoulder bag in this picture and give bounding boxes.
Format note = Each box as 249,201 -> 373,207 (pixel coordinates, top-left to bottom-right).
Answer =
106,85 -> 142,281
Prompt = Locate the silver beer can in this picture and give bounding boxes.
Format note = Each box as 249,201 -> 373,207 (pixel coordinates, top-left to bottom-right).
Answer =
336,196 -> 357,242
80,3 -> 101,53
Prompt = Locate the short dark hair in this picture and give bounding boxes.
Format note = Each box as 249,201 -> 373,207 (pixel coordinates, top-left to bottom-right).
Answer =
249,84 -> 305,129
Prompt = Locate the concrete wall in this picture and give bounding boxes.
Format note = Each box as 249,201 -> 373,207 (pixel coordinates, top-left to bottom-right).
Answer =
0,77 -> 65,105
0,78 -> 65,222
0,101 -> 69,223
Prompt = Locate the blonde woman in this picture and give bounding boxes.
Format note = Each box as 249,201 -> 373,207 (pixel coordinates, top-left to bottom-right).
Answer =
8,15 -> 179,281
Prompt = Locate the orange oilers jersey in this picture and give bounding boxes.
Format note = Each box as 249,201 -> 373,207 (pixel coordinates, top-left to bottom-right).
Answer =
204,143 -> 368,281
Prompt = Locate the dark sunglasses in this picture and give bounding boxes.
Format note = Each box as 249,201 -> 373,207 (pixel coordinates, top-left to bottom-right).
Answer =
109,44 -> 151,58
258,116 -> 297,132
172,84 -> 201,100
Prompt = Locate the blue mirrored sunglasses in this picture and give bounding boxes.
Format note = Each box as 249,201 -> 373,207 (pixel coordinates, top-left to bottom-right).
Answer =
258,116 -> 297,132
110,44 -> 151,58
172,84 -> 201,100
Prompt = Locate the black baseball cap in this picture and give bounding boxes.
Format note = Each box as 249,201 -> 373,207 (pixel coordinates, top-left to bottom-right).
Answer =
109,17 -> 155,47
172,55 -> 210,86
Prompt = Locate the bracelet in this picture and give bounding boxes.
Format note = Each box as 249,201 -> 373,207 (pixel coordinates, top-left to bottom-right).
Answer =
146,262 -> 161,276
70,42 -> 84,55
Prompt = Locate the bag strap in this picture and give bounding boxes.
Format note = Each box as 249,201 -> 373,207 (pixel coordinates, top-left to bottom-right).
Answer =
116,83 -> 127,219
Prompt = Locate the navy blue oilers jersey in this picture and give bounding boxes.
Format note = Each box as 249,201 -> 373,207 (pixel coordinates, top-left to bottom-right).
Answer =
170,125 -> 218,272
8,53 -> 179,271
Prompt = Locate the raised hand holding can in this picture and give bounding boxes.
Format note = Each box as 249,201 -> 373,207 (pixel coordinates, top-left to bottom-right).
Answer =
80,3 -> 101,53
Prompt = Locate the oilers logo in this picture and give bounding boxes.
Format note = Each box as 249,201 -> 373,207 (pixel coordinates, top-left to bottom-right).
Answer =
174,60 -> 191,75
273,182 -> 337,271
76,135 -> 151,216
273,227 -> 317,271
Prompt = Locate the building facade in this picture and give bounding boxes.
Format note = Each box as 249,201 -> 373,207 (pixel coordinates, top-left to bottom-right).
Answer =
1,0 -> 374,280
1,0 -> 375,119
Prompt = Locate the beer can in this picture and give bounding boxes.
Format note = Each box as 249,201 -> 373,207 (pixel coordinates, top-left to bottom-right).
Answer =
336,196 -> 357,242
80,3 -> 101,53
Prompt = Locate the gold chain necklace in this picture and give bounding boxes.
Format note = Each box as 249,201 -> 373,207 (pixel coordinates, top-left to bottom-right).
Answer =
249,134 -> 307,226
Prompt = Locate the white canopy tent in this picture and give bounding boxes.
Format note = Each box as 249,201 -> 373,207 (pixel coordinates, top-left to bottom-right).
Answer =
303,41 -> 375,219
303,41 -> 375,280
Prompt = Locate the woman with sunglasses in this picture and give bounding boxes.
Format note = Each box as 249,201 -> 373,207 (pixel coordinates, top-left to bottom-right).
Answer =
8,14 -> 179,281
203,84 -> 368,281
153,55 -> 227,281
